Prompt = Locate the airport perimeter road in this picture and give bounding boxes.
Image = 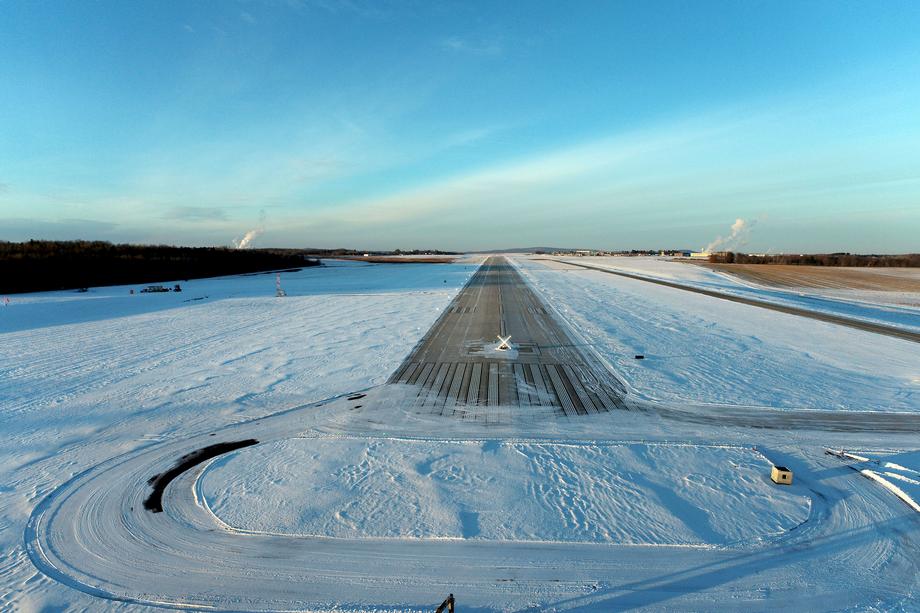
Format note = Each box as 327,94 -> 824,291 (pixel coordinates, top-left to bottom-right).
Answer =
552,259 -> 920,344
389,256 -> 627,415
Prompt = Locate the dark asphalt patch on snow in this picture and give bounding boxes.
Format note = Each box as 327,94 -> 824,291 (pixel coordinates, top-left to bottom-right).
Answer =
143,439 -> 259,513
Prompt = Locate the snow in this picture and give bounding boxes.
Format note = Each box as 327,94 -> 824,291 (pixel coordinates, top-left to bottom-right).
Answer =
200,438 -> 809,546
831,449 -> 920,513
3,255 -> 920,612
0,259 -> 469,334
23,382 -> 920,612
859,470 -> 920,513
554,256 -> 920,332
513,256 -> 920,412
0,260 -> 478,612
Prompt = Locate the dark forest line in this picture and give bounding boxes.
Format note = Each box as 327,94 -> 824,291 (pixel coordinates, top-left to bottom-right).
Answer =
708,252 -> 920,267
0,240 -> 319,294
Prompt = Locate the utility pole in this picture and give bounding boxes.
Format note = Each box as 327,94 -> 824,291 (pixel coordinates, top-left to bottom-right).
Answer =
276,273 -> 286,297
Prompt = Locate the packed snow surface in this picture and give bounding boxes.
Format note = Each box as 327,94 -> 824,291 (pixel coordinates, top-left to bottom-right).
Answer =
849,449 -> 920,512
0,260 -> 477,612
201,438 -> 810,545
514,256 -> 920,412
560,255 -> 920,326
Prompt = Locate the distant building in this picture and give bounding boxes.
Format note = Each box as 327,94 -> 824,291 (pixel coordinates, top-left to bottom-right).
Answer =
689,251 -> 711,259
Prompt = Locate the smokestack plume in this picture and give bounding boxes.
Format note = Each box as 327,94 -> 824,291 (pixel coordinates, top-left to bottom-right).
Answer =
704,218 -> 756,253
232,210 -> 267,250
233,228 -> 262,250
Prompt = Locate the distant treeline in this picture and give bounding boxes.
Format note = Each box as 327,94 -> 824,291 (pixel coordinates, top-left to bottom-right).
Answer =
294,247 -> 459,256
0,240 -> 319,294
708,252 -> 920,267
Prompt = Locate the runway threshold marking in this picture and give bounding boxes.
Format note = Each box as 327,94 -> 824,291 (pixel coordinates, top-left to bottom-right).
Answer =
389,256 -> 627,415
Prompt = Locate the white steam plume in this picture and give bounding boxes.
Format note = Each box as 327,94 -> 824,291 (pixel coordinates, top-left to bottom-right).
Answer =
703,218 -> 756,253
233,228 -> 262,249
232,210 -> 267,249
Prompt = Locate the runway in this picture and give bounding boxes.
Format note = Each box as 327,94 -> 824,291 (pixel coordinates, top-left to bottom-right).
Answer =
390,256 -> 627,415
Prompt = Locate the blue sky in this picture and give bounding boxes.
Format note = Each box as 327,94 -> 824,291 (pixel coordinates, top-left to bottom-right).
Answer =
1,1 -> 919,252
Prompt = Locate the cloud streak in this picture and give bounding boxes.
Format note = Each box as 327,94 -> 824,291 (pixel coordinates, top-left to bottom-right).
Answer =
440,36 -> 503,56
164,206 -> 229,222
312,115 -> 728,228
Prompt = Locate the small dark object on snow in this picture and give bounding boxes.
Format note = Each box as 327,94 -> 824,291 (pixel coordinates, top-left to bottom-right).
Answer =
435,593 -> 454,613
174,283 -> 182,292
144,439 -> 258,512
76,287 -> 88,293
634,354 -> 645,360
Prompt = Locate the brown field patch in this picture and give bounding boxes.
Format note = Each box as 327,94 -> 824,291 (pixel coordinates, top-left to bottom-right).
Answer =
696,263 -> 920,292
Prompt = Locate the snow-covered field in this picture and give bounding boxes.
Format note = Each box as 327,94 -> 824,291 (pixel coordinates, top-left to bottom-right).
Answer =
556,255 -> 920,331
3,255 -> 919,611
826,449 -> 920,514
200,438 -> 809,545
24,382 -> 920,612
514,256 -> 920,412
0,260 -> 478,612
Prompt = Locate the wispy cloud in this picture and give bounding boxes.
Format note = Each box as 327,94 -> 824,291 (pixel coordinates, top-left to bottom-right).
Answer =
164,206 -> 229,222
440,36 -> 503,56
307,116 -> 726,229
276,0 -> 390,18
442,127 -> 499,148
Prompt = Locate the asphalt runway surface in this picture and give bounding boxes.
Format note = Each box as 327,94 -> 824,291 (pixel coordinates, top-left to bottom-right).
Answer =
390,256 -> 627,415
550,258 -> 920,344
